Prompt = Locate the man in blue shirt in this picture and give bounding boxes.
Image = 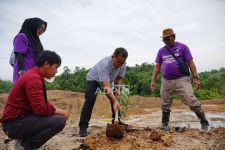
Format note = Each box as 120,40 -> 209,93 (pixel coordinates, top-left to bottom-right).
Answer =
78,47 -> 128,137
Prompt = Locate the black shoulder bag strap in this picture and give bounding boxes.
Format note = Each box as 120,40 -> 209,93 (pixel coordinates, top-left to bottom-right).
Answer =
164,46 -> 190,76
164,46 -> 178,60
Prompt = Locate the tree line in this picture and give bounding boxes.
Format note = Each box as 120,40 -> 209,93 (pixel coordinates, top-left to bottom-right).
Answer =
1,63 -> 225,100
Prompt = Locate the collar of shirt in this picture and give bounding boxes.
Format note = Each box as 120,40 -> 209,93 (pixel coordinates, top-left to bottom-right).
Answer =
33,67 -> 45,81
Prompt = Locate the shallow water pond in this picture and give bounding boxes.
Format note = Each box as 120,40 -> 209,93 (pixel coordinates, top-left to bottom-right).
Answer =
90,110 -> 225,130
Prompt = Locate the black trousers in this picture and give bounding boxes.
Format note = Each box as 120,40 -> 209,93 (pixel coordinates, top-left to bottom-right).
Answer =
3,114 -> 66,149
79,80 -> 121,128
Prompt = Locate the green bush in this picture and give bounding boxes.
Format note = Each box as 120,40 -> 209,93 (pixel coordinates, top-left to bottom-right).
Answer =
0,80 -> 13,93
1,65 -> 225,100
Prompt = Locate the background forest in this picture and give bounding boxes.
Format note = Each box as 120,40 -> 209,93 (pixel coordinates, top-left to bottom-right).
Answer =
1,63 -> 225,100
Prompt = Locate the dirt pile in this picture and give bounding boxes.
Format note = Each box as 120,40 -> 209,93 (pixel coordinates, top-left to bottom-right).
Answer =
208,127 -> 225,150
82,128 -> 168,150
79,127 -> 225,150
150,129 -> 173,146
1,125 -> 225,150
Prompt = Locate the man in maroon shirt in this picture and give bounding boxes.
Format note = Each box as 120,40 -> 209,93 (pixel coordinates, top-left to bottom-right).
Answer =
1,50 -> 70,150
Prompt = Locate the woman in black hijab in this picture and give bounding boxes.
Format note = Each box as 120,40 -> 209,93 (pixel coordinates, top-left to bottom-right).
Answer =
12,17 -> 47,83
19,17 -> 47,56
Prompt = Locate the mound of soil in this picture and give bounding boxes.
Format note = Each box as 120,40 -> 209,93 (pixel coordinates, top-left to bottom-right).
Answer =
1,125 -> 225,150
79,126 -> 225,150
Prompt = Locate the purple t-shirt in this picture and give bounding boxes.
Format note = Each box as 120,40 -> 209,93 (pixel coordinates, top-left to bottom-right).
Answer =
155,42 -> 193,80
13,33 -> 36,83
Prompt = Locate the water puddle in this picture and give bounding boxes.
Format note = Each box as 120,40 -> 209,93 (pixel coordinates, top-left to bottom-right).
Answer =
90,110 -> 225,130
177,111 -> 225,128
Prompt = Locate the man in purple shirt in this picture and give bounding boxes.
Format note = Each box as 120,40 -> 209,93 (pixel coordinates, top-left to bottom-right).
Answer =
150,28 -> 209,132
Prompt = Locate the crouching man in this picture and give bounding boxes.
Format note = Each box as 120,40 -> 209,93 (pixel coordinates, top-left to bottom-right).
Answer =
0,50 -> 70,150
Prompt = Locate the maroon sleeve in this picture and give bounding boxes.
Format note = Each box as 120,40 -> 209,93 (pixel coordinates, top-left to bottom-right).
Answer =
25,76 -> 56,116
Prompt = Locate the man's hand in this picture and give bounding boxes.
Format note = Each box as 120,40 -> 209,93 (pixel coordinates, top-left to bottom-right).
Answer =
188,60 -> 200,90
193,78 -> 200,90
150,81 -> 156,92
114,90 -> 121,98
55,108 -> 70,120
150,63 -> 161,92
19,70 -> 26,76
113,100 -> 121,110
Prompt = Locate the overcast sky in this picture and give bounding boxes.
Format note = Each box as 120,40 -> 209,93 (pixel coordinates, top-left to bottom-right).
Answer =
0,0 -> 225,81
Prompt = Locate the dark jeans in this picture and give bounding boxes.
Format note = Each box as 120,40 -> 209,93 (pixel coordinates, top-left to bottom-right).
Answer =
2,114 -> 66,149
79,80 -> 121,128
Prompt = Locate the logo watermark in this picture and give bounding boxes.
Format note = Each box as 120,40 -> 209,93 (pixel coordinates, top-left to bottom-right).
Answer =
95,85 -> 130,95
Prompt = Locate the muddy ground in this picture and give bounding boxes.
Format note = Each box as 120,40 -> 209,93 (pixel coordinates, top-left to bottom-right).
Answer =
0,90 -> 225,150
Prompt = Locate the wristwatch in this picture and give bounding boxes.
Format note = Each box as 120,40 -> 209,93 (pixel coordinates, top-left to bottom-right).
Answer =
193,75 -> 200,80
19,70 -> 26,75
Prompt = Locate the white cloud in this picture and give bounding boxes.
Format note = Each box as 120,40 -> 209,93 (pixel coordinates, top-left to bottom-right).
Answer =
0,0 -> 225,80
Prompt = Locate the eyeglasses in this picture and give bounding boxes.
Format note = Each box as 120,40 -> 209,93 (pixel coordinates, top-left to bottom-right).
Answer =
162,36 -> 172,42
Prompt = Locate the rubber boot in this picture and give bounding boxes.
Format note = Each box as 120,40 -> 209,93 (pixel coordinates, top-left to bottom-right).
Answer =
160,111 -> 170,131
196,111 -> 209,132
191,106 -> 209,132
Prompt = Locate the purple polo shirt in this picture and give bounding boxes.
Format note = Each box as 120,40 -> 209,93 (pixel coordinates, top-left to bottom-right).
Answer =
13,33 -> 36,83
155,42 -> 193,80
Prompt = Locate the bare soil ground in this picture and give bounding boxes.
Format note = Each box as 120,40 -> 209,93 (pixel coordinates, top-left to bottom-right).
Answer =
0,90 -> 225,150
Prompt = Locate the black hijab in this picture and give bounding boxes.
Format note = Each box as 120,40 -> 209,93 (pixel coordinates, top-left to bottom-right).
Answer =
19,18 -> 47,56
